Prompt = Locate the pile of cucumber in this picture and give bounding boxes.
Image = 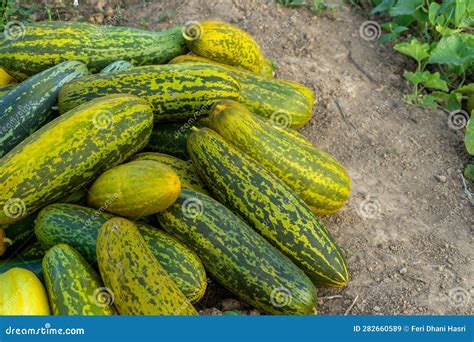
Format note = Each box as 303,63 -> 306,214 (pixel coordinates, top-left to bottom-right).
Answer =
0,20 -> 351,316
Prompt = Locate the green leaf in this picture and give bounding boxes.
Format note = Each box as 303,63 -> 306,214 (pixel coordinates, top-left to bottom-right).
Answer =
455,0 -> 467,26
403,71 -> 449,91
371,0 -> 396,14
466,116 -> 474,155
431,91 -> 463,111
454,83 -> 474,94
419,95 -> 438,109
394,38 -> 430,63
389,0 -> 423,16
428,33 -> 474,68
464,164 -> 474,182
429,2 -> 441,25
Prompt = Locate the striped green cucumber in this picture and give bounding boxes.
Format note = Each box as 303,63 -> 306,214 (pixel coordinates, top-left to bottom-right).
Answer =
97,217 -> 198,315
58,63 -> 240,121
131,152 -> 209,195
19,240 -> 46,258
209,100 -> 350,215
0,94 -> 154,224
0,213 -> 37,257
169,57 -> 313,129
188,128 -> 348,287
0,257 -> 43,279
184,21 -> 265,73
146,119 -> 209,159
158,189 -> 317,315
43,243 -> 117,315
0,22 -> 188,80
100,60 -> 134,73
87,160 -> 181,218
35,203 -> 206,303
0,61 -> 89,157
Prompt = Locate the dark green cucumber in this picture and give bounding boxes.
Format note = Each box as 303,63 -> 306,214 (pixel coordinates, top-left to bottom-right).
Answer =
158,189 -> 317,315
0,22 -> 188,80
187,128 -> 348,287
0,61 -> 89,157
146,120 -> 208,159
0,257 -> 43,279
35,203 -> 207,303
101,60 -> 134,73
43,243 -> 117,315
19,240 -> 46,258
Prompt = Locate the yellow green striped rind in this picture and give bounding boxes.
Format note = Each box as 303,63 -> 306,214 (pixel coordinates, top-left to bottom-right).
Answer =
0,213 -> 38,257
35,203 -> 206,303
58,63 -> 241,121
97,217 -> 198,315
42,243 -> 117,315
18,240 -> 46,258
87,160 -> 181,218
0,61 -> 89,158
185,21 -> 265,73
0,84 -> 15,97
209,100 -> 351,215
0,94 -> 154,224
0,22 -> 188,80
158,189 -> 317,315
169,57 -> 313,128
187,128 -> 348,287
132,152 -> 209,195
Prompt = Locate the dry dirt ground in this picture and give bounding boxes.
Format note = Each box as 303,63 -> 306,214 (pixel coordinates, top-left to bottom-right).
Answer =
32,0 -> 473,315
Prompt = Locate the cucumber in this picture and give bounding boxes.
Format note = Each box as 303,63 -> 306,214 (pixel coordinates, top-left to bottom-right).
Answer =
43,243 -> 117,315
87,160 -> 181,218
96,217 -> 198,315
0,94 -> 154,224
0,22 -> 188,80
158,189 -> 317,315
209,100 -> 351,215
131,152 -> 209,195
58,63 -> 240,121
35,203 -> 207,303
0,61 -> 89,157
19,240 -> 46,258
187,128 -> 348,287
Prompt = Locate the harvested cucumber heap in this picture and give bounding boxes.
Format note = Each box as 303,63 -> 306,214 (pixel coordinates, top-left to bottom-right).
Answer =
0,20 -> 351,316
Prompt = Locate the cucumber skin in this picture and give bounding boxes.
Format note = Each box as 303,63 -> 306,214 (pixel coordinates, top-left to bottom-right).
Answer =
158,189 -> 318,315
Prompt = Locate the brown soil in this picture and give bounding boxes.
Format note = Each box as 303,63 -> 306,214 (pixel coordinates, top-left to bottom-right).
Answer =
26,0 -> 473,315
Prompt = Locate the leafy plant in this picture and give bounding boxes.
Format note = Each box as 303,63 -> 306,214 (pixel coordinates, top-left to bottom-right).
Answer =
373,0 -> 474,111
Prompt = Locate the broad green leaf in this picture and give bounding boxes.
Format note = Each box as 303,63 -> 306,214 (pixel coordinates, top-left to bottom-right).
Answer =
454,83 -> 474,94
464,164 -> 474,182
389,0 -> 423,16
466,116 -> 474,155
403,71 -> 448,91
419,95 -> 438,109
455,0 -> 467,26
428,33 -> 474,68
371,0 -> 396,14
394,38 -> 430,62
431,91 -> 463,111
429,2 -> 440,25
